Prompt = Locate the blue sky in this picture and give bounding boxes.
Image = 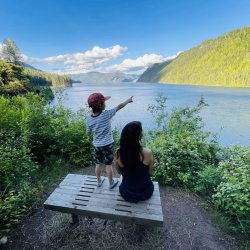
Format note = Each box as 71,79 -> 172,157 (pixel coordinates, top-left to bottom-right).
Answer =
0,0 -> 250,74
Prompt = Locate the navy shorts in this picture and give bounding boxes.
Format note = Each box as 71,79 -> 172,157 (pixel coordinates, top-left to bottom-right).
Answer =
94,143 -> 114,165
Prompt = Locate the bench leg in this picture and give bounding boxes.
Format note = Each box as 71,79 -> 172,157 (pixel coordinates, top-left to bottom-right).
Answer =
71,214 -> 79,224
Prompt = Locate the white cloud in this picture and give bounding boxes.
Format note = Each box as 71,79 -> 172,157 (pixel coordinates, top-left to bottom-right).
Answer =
26,45 -> 127,66
105,52 -> 181,73
1,42 -> 181,75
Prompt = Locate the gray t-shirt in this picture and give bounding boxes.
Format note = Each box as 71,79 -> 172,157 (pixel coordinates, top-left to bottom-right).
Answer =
86,108 -> 116,147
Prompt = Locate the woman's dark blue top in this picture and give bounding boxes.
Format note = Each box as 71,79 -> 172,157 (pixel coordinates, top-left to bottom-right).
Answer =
119,162 -> 154,202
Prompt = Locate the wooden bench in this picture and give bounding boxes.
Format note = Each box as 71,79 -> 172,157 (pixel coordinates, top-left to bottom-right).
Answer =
44,174 -> 164,227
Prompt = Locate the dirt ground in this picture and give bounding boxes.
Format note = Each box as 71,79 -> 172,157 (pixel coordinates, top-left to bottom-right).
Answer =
2,167 -> 239,250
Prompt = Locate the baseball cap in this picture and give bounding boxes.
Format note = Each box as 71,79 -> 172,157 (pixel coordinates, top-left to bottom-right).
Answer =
87,93 -> 110,108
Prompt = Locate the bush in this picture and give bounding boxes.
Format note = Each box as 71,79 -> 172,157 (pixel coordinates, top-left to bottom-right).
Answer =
0,131 -> 39,235
148,95 -> 220,188
0,93 -> 92,237
194,165 -> 223,195
0,132 -> 38,191
147,94 -> 250,235
212,146 -> 250,233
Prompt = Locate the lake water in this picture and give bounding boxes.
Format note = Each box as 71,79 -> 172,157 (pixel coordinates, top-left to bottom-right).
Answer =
52,82 -> 250,146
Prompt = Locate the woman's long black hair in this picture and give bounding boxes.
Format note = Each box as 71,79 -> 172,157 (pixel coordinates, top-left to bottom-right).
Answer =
118,121 -> 143,171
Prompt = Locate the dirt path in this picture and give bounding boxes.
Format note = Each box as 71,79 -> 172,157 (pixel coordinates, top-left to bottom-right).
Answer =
2,167 -> 239,250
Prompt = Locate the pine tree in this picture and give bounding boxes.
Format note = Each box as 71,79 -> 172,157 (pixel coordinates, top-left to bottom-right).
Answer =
0,38 -> 23,65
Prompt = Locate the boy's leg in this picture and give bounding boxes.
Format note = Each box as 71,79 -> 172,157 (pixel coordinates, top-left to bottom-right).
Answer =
106,165 -> 113,185
95,164 -> 101,183
106,165 -> 119,189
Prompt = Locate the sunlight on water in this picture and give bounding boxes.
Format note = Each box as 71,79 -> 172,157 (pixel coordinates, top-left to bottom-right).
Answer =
51,82 -> 250,146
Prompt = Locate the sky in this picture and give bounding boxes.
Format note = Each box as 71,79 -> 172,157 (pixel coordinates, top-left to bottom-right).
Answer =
0,0 -> 250,75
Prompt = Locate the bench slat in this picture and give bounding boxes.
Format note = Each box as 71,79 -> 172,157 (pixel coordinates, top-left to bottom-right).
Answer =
54,185 -> 162,204
44,200 -> 163,226
46,191 -> 162,214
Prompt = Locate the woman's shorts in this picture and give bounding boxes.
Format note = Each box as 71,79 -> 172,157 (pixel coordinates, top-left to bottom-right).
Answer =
119,182 -> 154,203
94,143 -> 114,165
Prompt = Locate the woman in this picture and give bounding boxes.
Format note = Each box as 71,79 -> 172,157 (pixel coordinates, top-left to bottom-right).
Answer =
115,121 -> 154,202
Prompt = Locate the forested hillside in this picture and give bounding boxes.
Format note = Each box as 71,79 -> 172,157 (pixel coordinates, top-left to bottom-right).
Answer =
0,60 -> 72,99
24,67 -> 72,87
138,26 -> 250,87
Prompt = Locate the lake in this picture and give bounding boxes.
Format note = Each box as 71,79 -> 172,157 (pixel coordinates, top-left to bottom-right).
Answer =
51,82 -> 250,146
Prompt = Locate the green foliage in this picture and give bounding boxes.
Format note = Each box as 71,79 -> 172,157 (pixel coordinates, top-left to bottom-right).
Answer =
0,181 -> 39,234
112,127 -> 121,152
24,67 -> 72,87
32,105 -> 93,166
213,146 -> 250,233
0,61 -> 28,93
0,93 -> 92,237
148,94 -> 250,235
0,61 -> 26,85
0,60 -> 72,100
0,60 -> 54,100
194,165 -> 223,195
139,26 -> 250,87
0,132 -> 38,191
148,95 -> 220,187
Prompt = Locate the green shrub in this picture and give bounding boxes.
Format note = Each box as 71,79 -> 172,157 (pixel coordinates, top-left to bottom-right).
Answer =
148,95 -> 220,187
0,93 -> 92,237
148,94 -> 249,234
194,165 -> 223,195
0,132 -> 38,191
0,181 -> 39,235
0,130 -> 39,236
212,146 -> 250,233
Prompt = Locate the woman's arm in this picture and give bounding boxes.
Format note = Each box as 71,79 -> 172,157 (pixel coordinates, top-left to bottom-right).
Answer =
114,151 -> 122,174
143,148 -> 154,176
148,153 -> 154,176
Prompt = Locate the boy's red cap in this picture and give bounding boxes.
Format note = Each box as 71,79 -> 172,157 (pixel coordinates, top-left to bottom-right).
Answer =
87,93 -> 110,108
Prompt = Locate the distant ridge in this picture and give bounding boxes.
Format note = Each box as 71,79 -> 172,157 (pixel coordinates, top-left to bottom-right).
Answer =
137,60 -> 174,83
69,71 -> 138,83
22,62 -> 40,71
138,26 -> 250,87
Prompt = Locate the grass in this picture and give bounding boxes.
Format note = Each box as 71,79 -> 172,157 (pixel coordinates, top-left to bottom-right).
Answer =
210,208 -> 250,250
43,213 -> 162,250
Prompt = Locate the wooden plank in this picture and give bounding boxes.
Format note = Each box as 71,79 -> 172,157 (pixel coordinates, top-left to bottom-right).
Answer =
60,175 -> 159,191
51,185 -> 162,206
49,187 -> 161,210
50,183 -> 162,207
45,189 -> 163,216
47,176 -> 163,210
44,197 -> 163,220
44,200 -> 163,226
45,191 -> 162,215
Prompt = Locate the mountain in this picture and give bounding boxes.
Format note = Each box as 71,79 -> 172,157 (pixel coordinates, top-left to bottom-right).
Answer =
137,60 -> 174,83
22,62 -> 40,71
69,71 -> 138,83
138,26 -> 250,87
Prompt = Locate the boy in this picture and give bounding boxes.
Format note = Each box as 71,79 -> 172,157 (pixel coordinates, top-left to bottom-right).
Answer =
86,92 -> 133,189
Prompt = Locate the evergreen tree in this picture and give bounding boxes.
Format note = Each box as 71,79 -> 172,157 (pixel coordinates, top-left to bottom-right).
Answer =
0,38 -> 23,65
